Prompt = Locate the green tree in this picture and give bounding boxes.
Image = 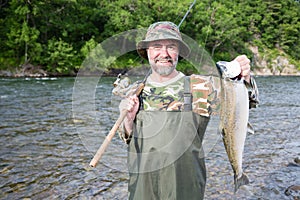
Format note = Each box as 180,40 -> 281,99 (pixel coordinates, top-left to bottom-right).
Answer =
0,0 -> 299,74
46,38 -> 78,74
3,0 -> 42,67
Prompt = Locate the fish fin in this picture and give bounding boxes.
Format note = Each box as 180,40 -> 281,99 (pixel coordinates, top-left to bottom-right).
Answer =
247,122 -> 255,135
234,173 -> 250,193
218,127 -> 225,137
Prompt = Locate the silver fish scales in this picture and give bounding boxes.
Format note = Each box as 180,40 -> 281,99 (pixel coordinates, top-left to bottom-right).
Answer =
216,61 -> 250,192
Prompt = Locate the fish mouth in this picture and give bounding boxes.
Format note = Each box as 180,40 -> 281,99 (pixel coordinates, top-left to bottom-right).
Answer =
216,61 -> 241,79
216,61 -> 227,77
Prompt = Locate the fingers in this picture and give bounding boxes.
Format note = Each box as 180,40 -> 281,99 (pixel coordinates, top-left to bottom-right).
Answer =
234,55 -> 250,66
234,55 -> 251,82
119,95 -> 139,111
119,94 -> 139,122
127,94 -> 139,112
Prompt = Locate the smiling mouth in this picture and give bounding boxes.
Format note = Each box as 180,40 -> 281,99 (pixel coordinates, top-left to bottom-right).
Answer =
155,58 -> 172,64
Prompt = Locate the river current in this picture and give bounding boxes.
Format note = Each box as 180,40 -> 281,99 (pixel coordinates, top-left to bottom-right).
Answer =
0,76 -> 299,199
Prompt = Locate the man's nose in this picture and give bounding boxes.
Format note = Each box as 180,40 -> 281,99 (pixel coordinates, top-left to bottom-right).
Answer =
159,46 -> 170,56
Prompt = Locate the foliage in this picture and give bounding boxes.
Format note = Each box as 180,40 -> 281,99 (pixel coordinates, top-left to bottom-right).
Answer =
0,0 -> 299,74
45,38 -> 78,74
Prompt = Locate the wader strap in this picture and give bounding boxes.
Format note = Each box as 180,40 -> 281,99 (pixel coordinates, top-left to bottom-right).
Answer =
183,76 -> 192,111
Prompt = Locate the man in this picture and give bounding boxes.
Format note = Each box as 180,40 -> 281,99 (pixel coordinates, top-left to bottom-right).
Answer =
118,21 -> 259,200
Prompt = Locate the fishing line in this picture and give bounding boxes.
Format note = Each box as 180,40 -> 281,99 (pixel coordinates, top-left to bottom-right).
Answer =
135,0 -> 197,67
137,0 -> 197,74
188,1 -> 214,73
178,0 -> 197,28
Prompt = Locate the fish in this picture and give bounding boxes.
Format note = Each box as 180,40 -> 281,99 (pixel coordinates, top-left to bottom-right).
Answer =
216,61 -> 250,192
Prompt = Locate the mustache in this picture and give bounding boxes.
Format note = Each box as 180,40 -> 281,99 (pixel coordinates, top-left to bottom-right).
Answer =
154,57 -> 172,62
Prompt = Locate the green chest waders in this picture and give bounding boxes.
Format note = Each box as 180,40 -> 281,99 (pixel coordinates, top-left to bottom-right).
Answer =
128,77 -> 210,200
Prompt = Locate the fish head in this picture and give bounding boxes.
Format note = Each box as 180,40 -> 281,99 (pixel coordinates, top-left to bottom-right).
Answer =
216,61 -> 241,79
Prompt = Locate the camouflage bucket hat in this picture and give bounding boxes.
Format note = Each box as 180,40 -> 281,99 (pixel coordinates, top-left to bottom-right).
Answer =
137,21 -> 190,59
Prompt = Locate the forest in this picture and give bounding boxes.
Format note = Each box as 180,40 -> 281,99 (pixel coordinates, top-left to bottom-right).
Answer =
0,0 -> 299,76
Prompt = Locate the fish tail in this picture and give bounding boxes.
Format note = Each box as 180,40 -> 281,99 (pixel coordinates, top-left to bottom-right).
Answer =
247,122 -> 255,135
234,173 -> 250,193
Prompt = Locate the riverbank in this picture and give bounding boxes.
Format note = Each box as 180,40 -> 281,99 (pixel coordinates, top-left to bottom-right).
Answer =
0,64 -> 148,78
0,62 -> 299,78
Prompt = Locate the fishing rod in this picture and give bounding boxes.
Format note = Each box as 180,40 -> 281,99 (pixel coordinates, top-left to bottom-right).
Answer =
89,0 -> 197,168
178,0 -> 196,28
89,70 -> 151,167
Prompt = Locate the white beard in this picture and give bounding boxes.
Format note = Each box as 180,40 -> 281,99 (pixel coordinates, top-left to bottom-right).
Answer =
154,65 -> 176,76
149,58 -> 178,76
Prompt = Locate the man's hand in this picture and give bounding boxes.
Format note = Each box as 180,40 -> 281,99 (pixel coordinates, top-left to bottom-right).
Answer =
119,94 -> 140,133
234,55 -> 251,83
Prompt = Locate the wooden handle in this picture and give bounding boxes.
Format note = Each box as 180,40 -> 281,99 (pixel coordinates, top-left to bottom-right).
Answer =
89,83 -> 145,167
89,110 -> 128,167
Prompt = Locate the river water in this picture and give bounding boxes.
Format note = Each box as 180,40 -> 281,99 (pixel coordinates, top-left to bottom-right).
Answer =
0,76 -> 299,200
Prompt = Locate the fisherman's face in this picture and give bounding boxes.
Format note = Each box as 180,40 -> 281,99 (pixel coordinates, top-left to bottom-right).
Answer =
147,39 -> 179,76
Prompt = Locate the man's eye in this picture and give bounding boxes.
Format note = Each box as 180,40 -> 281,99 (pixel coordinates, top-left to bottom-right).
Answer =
167,45 -> 178,51
153,45 -> 162,50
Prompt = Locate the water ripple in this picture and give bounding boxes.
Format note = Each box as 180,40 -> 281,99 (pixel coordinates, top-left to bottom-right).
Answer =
0,76 -> 299,199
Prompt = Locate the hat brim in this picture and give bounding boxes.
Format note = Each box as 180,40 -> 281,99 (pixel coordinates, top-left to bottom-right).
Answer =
137,39 -> 190,60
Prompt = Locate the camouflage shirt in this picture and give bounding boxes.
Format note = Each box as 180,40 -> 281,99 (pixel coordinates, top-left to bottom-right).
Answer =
117,72 -> 259,143
141,72 -> 219,117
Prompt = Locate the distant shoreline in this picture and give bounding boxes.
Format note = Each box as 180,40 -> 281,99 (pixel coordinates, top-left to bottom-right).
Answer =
0,64 -> 299,78
1,70 -> 299,78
